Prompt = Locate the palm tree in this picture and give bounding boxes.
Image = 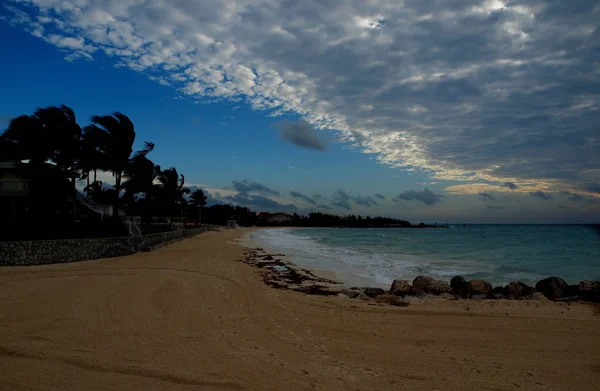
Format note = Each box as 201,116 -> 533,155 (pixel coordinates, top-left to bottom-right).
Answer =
189,189 -> 207,223
155,167 -> 190,224
2,105 -> 82,171
2,105 -> 82,215
122,142 -> 158,205
83,112 -> 136,217
79,126 -> 108,194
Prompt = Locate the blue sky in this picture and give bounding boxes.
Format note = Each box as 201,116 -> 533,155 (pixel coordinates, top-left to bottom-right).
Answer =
1,1 -> 599,223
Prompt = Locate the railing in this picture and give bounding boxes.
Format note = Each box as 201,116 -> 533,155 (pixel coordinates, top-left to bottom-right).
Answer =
75,190 -> 104,214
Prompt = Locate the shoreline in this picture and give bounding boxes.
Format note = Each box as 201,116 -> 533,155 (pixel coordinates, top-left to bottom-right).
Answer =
243,227 -> 600,304
1,228 -> 599,390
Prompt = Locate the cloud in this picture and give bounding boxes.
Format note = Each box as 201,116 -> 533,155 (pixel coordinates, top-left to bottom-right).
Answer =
316,204 -> 332,210
274,120 -> 327,151
5,0 -> 600,193
352,195 -> 378,207
503,182 -> 518,190
445,182 -> 548,195
398,188 -> 442,205
224,193 -> 298,212
232,180 -> 280,196
373,194 -> 385,200
313,194 -> 323,200
290,191 -> 317,205
332,189 -> 352,210
478,192 -> 495,201
487,205 -> 504,210
529,191 -> 554,200
560,191 -> 585,202
584,183 -> 600,194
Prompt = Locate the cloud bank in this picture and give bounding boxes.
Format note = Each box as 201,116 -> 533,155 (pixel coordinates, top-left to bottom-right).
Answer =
398,189 -> 442,205
274,120 -> 327,151
3,0 -> 600,193
290,191 -> 317,205
232,180 -> 280,196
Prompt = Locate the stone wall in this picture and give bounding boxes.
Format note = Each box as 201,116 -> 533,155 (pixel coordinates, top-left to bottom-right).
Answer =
0,228 -> 208,266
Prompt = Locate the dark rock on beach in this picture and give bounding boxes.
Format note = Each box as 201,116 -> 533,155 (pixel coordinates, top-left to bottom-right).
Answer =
467,279 -> 492,296
565,285 -> 580,297
389,279 -> 412,296
375,294 -> 408,306
412,276 -> 452,296
438,292 -> 457,300
471,294 -> 489,300
450,276 -> 469,297
504,282 -> 536,299
363,287 -> 386,298
578,280 -> 600,302
262,255 -> 274,261
490,286 -> 506,299
341,288 -> 360,299
535,277 -> 568,300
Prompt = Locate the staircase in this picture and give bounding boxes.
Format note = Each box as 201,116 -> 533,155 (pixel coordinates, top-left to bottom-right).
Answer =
75,190 -> 106,215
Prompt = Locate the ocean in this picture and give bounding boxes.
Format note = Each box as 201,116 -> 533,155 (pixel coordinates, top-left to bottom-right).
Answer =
247,225 -> 600,288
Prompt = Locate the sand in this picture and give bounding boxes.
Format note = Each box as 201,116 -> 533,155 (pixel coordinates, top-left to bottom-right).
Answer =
1,228 -> 599,391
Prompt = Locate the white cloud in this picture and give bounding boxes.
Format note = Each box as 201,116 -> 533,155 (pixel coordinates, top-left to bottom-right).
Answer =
4,0 -> 600,194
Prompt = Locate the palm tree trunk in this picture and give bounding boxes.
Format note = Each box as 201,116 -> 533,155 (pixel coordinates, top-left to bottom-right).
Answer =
94,169 -> 97,183
113,172 -> 120,217
86,172 -> 90,197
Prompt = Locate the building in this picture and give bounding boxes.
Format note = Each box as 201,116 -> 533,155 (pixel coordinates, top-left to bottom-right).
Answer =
0,161 -> 31,220
266,213 -> 294,224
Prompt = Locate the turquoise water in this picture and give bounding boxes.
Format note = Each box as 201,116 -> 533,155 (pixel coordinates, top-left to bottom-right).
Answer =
249,225 -> 600,288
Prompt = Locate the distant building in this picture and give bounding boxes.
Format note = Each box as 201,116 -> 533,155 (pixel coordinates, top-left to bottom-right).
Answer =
266,213 -> 294,224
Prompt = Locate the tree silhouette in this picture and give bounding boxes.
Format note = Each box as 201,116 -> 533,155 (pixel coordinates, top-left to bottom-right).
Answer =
83,112 -> 136,217
154,167 -> 190,222
189,189 -> 207,222
122,142 -> 158,204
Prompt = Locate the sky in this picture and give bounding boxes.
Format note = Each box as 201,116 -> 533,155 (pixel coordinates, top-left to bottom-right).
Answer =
0,0 -> 599,223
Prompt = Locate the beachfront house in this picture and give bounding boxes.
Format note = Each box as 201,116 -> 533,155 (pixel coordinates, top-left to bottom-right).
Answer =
0,160 -> 31,221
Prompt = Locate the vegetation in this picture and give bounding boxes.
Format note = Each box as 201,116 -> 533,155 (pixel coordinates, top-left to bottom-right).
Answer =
1,104 -> 423,239
0,105 -> 206,239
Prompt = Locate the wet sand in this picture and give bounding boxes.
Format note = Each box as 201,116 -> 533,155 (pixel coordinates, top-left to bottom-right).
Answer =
1,228 -> 599,390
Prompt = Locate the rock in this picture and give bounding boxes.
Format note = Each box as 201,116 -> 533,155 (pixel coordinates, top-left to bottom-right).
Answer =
529,292 -> 549,301
389,279 -> 412,296
412,276 -> 452,296
341,289 -> 360,299
356,293 -> 371,301
467,279 -> 492,296
363,287 -> 386,298
439,292 -> 457,300
490,286 -> 505,299
375,294 -> 408,306
294,285 -> 339,296
504,282 -> 536,299
471,294 -> 489,300
262,255 -> 274,260
565,285 -> 580,296
578,280 -> 600,302
450,276 -> 469,297
535,277 -> 568,300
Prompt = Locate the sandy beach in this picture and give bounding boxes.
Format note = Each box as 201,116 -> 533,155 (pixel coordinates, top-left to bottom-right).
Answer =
1,228 -> 599,391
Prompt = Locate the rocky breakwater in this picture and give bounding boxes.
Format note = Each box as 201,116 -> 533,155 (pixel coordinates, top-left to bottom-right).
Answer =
239,248 -> 600,307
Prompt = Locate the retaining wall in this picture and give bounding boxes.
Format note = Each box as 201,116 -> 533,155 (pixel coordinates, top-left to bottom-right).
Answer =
0,228 -> 208,266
